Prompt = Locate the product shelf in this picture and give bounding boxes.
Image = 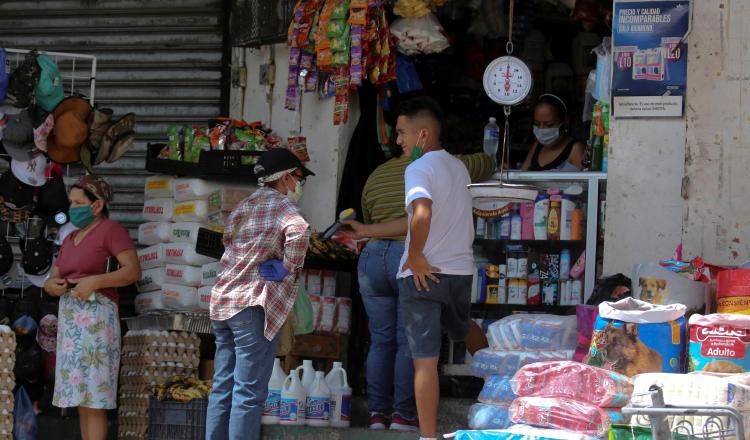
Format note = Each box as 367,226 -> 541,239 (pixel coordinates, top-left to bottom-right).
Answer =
474,238 -> 586,249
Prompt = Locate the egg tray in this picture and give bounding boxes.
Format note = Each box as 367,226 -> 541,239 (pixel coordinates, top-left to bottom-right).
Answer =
122,313 -> 212,334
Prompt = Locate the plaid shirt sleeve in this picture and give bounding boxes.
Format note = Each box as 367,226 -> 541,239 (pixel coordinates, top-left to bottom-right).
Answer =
281,206 -> 311,273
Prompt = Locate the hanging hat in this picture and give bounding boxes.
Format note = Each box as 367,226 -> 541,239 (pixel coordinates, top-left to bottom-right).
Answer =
96,113 -> 135,165
46,97 -> 92,164
0,236 -> 12,281
36,176 -> 69,225
10,153 -> 47,187
0,172 -> 34,209
34,54 -> 64,112
36,314 -> 57,353
81,107 -> 113,171
0,49 -> 10,102
5,50 -> 40,108
0,262 -> 18,291
1,111 -> 36,162
19,236 -> 53,276
28,105 -> 54,152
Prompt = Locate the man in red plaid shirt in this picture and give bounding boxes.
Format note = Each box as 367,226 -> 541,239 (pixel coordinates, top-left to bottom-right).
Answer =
207,148 -> 314,440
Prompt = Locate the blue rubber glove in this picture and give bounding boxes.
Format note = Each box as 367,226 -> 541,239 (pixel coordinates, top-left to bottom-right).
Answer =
259,259 -> 290,281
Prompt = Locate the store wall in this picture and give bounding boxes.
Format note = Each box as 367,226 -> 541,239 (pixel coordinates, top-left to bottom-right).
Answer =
229,44 -> 357,231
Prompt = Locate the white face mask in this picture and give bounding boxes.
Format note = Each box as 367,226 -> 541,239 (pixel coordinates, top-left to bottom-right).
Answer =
533,126 -> 561,145
287,179 -> 303,203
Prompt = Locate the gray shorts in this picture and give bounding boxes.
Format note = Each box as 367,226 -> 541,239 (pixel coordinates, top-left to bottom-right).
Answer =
398,274 -> 473,359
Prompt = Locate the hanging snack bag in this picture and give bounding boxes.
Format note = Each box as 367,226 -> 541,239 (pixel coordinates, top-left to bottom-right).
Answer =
584,298 -> 687,377
689,313 -> 750,374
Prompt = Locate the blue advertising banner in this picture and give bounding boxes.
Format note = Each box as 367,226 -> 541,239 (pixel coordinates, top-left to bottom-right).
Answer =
612,0 -> 690,117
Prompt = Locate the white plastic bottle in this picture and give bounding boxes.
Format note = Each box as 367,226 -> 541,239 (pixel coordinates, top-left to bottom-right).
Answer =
299,359 -> 316,392
325,362 -> 352,428
510,208 -> 522,240
305,371 -> 331,427
262,358 -> 286,425
533,193 -> 549,240
483,117 -> 500,165
560,195 -> 575,240
279,368 -> 306,426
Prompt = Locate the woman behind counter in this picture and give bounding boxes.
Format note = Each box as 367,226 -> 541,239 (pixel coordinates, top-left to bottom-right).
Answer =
521,94 -> 586,171
43,175 -> 141,440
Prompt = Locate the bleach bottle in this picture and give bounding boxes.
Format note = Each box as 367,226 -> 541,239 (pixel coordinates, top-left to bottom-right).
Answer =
279,368 -> 306,426
305,371 -> 331,427
261,358 -> 286,425
325,362 -> 352,428
299,359 -> 316,391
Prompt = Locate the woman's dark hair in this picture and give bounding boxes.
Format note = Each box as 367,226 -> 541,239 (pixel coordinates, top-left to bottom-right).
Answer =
536,94 -> 568,122
72,184 -> 109,217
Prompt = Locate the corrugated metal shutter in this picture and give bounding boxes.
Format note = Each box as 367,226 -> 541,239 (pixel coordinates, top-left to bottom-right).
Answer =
0,0 -> 229,235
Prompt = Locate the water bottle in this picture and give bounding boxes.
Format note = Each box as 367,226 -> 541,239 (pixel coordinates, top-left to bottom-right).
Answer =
325,362 -> 352,428
483,117 -> 500,165
261,358 -> 286,425
280,368 -> 306,426
305,371 -> 331,427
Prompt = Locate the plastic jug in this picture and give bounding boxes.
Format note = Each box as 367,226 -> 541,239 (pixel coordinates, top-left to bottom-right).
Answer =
299,359 -> 315,392
262,358 -> 286,425
279,368 -> 306,426
305,371 -> 331,427
325,362 -> 352,428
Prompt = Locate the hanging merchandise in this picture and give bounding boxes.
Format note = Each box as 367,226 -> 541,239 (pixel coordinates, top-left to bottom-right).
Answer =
393,0 -> 431,18
390,14 -> 450,56
592,38 -> 612,103
589,101 -> 609,172
467,0 -> 507,41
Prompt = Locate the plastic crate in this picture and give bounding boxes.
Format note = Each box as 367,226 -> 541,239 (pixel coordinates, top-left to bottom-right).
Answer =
148,397 -> 207,440
145,142 -> 262,182
145,143 -> 201,177
196,228 -> 224,260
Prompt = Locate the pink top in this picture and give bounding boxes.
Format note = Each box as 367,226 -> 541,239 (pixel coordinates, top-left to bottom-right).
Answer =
55,218 -> 136,304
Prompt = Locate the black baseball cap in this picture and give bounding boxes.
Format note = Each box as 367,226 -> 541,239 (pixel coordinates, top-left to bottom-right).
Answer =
20,236 -> 53,276
253,148 -> 314,182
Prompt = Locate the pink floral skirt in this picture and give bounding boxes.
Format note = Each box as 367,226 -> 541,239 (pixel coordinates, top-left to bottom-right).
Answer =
53,291 -> 120,409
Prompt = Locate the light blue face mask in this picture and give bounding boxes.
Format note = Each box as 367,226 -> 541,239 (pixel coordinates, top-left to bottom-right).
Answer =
533,126 -> 561,146
69,205 -> 96,228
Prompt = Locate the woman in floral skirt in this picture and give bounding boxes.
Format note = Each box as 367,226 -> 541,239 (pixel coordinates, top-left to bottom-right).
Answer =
43,175 -> 141,440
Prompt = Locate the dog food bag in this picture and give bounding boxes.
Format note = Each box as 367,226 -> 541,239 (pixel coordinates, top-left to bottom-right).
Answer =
584,298 -> 687,376
137,267 -> 166,293
717,269 -> 750,315
201,261 -> 221,286
688,313 -> 750,374
173,178 -> 226,202
511,361 -> 633,407
137,244 -> 165,270
172,199 -> 210,223
453,425 -> 598,440
633,262 -> 707,311
144,175 -> 173,199
164,264 -> 203,287
488,314 -> 577,351
169,222 -> 205,245
478,375 -> 516,405
163,243 -> 216,266
467,403 -> 512,430
134,291 -> 165,315
138,222 -> 172,246
509,397 -> 624,438
197,286 -> 212,312
142,198 -> 174,222
161,283 -> 200,311
471,349 -> 575,378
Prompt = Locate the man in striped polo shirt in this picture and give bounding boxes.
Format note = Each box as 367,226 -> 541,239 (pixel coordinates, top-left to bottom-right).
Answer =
345,98 -> 493,433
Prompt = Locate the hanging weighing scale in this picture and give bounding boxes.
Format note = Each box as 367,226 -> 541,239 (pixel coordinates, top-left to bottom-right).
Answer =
469,0 -> 539,203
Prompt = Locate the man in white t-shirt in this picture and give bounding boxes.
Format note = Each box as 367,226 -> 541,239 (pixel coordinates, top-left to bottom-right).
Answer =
395,97 -> 476,440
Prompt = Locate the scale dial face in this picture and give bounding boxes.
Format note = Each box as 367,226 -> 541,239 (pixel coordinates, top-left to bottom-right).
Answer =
483,56 -> 533,106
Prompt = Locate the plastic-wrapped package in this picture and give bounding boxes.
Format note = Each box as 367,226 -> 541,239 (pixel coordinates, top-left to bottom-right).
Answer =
138,222 -> 172,245
144,175 -> 172,200
453,425 -> 598,440
509,397 -> 624,438
487,314 -> 577,351
137,267 -> 165,293
161,283 -> 199,311
163,243 -> 216,266
134,291 -> 165,315
468,403 -> 512,430
142,198 -> 174,222
390,14 -> 449,56
164,264 -> 203,287
478,375 -> 516,405
471,349 -> 574,378
512,361 -> 632,407
137,244 -> 165,270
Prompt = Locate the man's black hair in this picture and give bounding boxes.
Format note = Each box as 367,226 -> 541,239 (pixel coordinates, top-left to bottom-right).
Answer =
396,95 -> 444,126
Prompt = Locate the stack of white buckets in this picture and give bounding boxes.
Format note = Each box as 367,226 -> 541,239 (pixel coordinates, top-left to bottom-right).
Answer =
262,358 -> 352,428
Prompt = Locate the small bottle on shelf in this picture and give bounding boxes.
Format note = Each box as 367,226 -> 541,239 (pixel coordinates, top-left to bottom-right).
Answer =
571,206 -> 585,241
559,249 -> 571,281
533,193 -> 549,240
520,202 -> 535,240
510,206 -> 522,240
547,200 -> 561,241
499,210 -> 511,240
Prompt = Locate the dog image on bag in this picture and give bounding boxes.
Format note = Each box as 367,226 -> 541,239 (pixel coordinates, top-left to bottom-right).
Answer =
639,276 -> 671,304
603,322 -> 663,377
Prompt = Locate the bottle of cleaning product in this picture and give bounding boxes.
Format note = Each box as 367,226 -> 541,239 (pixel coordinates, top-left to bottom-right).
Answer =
510,207 -> 522,240
305,371 -> 331,427
483,117 -> 500,165
499,210 -> 511,240
560,195 -> 575,240
547,200 -> 561,240
520,202 -> 535,240
325,362 -> 352,428
533,194 -> 549,240
262,358 -> 286,425
280,368 -> 306,426
299,359 -> 315,392
570,251 -> 586,280
560,249 -> 571,281
571,206 -> 585,241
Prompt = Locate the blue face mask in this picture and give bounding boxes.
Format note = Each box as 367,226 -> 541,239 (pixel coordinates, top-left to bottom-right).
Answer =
69,205 -> 96,228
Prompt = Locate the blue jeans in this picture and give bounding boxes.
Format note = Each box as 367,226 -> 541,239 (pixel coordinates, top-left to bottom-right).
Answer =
357,240 -> 416,420
206,306 -> 281,440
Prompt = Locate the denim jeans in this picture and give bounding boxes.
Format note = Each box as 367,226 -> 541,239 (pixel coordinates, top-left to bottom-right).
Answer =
357,240 -> 416,420
206,306 -> 281,440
